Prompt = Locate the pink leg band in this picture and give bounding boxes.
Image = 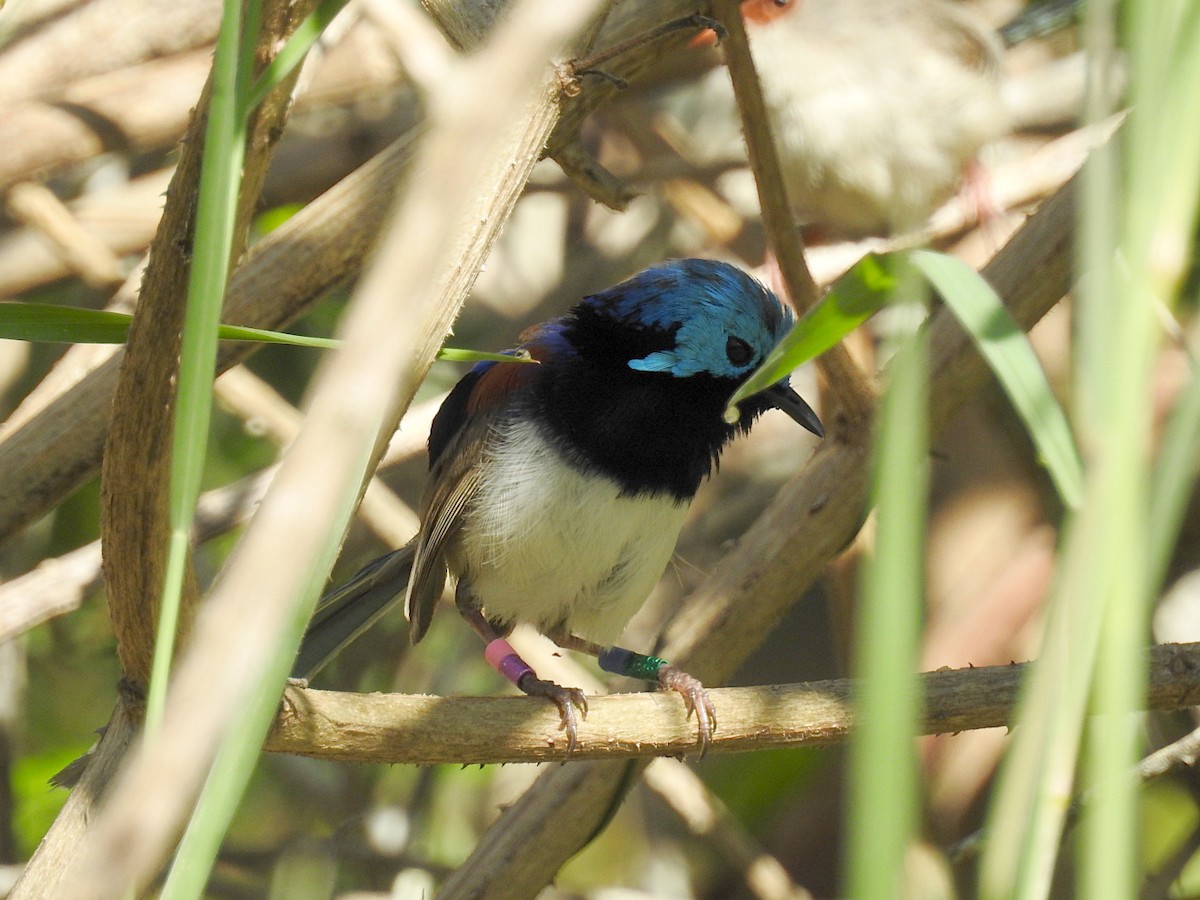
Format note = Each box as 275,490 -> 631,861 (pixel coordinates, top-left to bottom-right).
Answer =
484,639 -> 534,686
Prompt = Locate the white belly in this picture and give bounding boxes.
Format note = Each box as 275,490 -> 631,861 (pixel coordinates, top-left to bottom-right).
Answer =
452,419 -> 690,646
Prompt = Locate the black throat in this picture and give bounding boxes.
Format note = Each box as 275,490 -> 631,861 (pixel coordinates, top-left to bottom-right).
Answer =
532,309 -> 760,501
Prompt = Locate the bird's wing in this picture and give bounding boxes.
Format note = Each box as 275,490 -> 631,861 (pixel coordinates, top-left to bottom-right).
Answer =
405,380 -> 518,643
408,339 -> 549,642
403,458 -> 484,643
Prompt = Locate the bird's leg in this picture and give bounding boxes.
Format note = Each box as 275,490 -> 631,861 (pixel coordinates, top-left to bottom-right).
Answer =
455,584 -> 587,752
962,157 -> 1003,239
553,633 -> 717,755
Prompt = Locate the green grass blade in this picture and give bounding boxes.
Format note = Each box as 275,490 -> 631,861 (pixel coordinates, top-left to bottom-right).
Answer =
147,0 -> 248,737
727,252 -> 895,412
244,0 -> 349,114
0,304 -> 342,347
1148,354 -> 1200,590
436,348 -> 536,364
1079,0 -> 1200,895
846,263 -> 927,898
0,302 -> 533,361
0,303 -> 137,343
910,249 -> 1083,509
978,512 -> 1105,899
216,324 -> 340,348
161,626 -> 305,898
981,2 -> 1125,889
154,0 -> 251,892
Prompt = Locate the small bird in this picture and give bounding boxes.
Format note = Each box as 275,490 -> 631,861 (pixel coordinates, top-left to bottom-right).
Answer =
293,259 -> 824,752
744,0 -> 1008,235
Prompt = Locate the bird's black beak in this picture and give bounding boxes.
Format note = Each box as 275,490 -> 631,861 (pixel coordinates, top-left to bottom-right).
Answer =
762,382 -> 824,438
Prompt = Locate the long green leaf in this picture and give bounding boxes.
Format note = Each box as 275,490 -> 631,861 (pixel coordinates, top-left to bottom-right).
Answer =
147,0 -> 248,743
244,0 -> 350,113
0,303 -> 342,347
155,0 -> 252,891
0,302 -> 530,363
0,303 -> 135,343
846,263 -> 927,898
726,252 -> 895,413
910,249 -> 1083,509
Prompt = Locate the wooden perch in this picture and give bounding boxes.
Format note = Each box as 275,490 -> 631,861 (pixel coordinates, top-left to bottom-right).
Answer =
268,643 -> 1200,765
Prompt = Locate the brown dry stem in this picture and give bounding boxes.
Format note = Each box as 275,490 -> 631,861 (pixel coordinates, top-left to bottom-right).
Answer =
99,0 -> 318,688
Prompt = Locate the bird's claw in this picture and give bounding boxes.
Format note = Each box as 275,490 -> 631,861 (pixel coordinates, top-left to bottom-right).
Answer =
518,675 -> 589,754
658,664 -> 716,756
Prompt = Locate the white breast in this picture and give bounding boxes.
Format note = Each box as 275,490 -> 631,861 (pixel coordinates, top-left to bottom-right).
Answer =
451,418 -> 690,646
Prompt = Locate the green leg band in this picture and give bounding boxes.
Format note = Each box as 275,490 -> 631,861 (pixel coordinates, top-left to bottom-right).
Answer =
598,646 -> 668,681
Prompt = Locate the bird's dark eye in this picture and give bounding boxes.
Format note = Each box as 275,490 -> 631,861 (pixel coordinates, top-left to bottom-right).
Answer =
726,336 -> 754,367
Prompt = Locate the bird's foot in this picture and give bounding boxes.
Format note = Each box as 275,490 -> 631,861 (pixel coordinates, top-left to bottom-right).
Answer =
594,645 -> 717,756
657,665 -> 716,756
484,638 -> 588,753
517,674 -> 589,753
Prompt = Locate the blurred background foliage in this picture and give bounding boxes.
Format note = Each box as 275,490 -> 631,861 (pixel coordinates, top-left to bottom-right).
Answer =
0,0 -> 1197,896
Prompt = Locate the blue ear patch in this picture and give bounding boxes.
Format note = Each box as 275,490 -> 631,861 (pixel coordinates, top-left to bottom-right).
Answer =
629,351 -> 681,373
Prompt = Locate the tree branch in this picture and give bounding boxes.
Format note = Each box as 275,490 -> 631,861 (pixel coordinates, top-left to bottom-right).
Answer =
266,643 -> 1200,765
99,0 -> 318,688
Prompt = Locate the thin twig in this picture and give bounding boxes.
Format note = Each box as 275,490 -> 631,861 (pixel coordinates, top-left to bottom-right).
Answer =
644,757 -> 815,900
557,14 -> 724,95
711,0 -> 875,429
5,182 -> 125,288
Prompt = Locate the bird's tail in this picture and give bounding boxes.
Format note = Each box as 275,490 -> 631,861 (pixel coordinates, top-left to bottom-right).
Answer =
292,543 -> 417,680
